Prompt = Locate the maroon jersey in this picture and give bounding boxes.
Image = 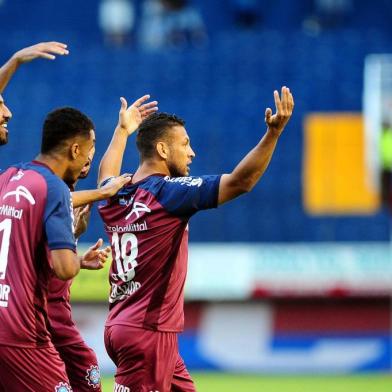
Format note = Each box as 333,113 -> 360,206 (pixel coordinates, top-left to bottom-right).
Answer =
47,277 -> 84,347
0,161 -> 75,348
99,174 -> 220,332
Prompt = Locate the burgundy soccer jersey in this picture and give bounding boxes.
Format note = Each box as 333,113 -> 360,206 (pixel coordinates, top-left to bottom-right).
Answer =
0,161 -> 75,348
47,277 -> 84,347
99,174 -> 220,332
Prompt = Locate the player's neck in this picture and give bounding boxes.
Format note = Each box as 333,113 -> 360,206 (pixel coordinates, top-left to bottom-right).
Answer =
133,160 -> 169,182
35,153 -> 69,179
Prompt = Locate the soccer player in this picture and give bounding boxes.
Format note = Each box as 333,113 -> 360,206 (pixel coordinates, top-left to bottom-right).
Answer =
0,107 -> 112,392
46,94 -> 157,392
0,41 -> 69,146
97,87 -> 294,391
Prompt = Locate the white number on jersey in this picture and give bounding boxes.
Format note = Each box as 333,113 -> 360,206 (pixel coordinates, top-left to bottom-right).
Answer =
112,232 -> 138,282
0,218 -> 12,280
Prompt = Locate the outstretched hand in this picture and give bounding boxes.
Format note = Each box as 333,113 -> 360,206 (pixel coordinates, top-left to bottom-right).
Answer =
80,239 -> 111,270
265,86 -> 294,137
12,42 -> 69,64
118,95 -> 158,136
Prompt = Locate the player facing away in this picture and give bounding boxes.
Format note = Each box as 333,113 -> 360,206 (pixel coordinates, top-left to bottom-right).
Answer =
46,96 -> 157,392
0,107 -> 112,392
98,87 -> 294,391
0,41 -> 69,146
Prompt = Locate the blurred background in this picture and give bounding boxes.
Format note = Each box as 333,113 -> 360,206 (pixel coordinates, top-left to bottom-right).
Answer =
1,0 -> 392,390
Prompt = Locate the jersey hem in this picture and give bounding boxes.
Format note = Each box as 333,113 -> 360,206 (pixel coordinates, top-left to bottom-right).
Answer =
105,320 -> 183,333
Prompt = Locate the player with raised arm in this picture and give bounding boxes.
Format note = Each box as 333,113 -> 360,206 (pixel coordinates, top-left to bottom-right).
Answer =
98,87 -> 294,391
0,42 -> 69,146
46,95 -> 157,392
0,107 -> 113,392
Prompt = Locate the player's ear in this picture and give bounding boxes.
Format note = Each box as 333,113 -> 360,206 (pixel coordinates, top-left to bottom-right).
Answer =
70,143 -> 80,160
156,141 -> 168,160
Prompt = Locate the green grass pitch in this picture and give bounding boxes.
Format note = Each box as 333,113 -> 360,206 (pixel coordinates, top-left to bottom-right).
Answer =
101,373 -> 392,391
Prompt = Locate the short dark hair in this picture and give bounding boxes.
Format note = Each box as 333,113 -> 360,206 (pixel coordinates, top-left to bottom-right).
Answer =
136,112 -> 185,159
41,107 -> 94,154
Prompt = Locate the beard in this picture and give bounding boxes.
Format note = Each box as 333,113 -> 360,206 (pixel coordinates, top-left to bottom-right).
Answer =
167,160 -> 189,177
0,132 -> 8,145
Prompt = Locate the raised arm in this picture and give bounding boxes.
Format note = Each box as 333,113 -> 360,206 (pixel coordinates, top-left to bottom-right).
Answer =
218,86 -> 294,205
0,42 -> 69,93
98,95 -> 158,185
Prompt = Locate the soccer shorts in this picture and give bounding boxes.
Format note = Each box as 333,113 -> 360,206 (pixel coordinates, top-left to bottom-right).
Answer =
104,325 -> 196,392
0,345 -> 72,392
56,341 -> 101,392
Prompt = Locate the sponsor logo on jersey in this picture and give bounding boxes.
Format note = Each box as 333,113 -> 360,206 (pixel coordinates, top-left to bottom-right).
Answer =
10,170 -> 24,182
114,383 -> 130,392
0,283 -> 11,307
164,176 -> 203,187
85,365 -> 101,388
106,221 -> 148,233
54,382 -> 72,392
0,204 -> 23,220
2,185 -> 35,205
109,280 -> 141,303
125,202 -> 151,220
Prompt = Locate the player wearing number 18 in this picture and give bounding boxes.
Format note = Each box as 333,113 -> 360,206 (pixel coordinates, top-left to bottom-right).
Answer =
98,88 -> 294,391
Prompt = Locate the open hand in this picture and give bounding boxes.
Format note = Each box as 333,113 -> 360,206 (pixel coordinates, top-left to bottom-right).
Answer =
12,42 -> 69,64
80,238 -> 111,270
265,86 -> 294,137
73,204 -> 91,239
118,95 -> 158,136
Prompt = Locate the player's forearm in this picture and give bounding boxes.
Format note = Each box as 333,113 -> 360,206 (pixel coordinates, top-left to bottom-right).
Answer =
72,188 -> 113,208
98,126 -> 129,185
0,56 -> 20,93
51,249 -> 80,280
232,128 -> 280,188
219,128 -> 280,204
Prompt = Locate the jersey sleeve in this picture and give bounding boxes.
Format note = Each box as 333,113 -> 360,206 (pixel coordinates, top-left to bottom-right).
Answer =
44,177 -> 76,251
158,175 -> 221,217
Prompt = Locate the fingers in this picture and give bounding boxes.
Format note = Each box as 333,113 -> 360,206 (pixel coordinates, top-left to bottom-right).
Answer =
131,94 -> 151,108
35,42 -> 69,58
140,101 -> 159,118
36,52 -> 57,60
281,86 -> 288,113
265,107 -> 272,125
120,97 -> 128,111
91,238 -> 103,250
288,89 -> 294,111
140,101 -> 158,112
97,246 -> 111,262
274,90 -> 283,115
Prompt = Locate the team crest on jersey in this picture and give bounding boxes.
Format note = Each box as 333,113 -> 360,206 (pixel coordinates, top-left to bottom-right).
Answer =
119,195 -> 134,206
54,382 -> 72,392
85,365 -> 101,388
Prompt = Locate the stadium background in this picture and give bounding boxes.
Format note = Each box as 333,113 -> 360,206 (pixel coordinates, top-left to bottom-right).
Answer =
1,0 -> 392,390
